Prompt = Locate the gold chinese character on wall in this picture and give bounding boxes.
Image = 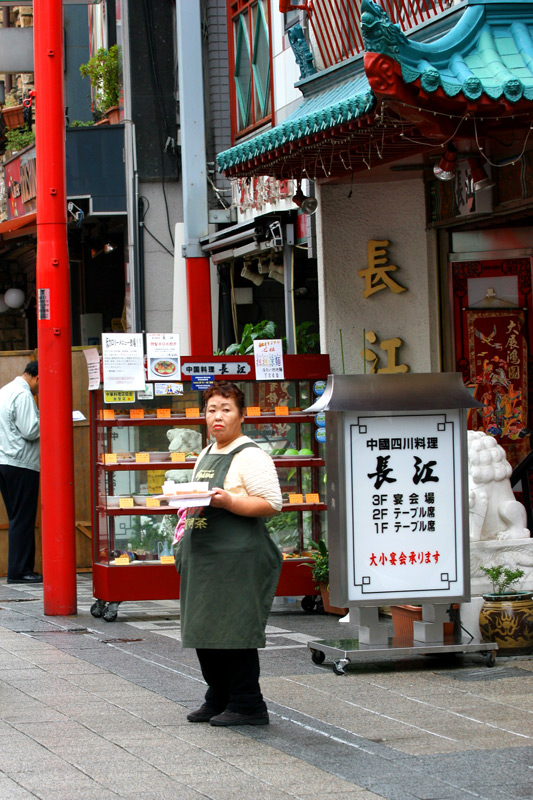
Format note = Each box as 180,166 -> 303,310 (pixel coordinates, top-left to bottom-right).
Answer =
358,240 -> 407,298
362,330 -> 409,373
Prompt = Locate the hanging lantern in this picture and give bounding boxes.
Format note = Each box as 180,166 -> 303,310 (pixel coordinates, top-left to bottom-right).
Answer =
4,287 -> 26,308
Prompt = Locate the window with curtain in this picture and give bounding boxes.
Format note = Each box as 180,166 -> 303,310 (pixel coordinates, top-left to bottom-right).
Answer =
229,0 -> 272,138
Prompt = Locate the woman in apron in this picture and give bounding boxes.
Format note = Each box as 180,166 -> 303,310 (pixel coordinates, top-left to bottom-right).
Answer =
174,382 -> 282,726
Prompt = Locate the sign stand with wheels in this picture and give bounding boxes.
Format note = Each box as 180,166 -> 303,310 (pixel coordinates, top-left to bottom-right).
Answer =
304,373 -> 498,673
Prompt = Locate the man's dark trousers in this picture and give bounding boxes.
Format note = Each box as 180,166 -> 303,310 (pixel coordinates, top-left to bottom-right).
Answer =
0,465 -> 39,580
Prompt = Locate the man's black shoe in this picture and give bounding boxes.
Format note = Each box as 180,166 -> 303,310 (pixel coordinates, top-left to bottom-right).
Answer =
210,710 -> 269,727
186,703 -> 221,723
7,573 -> 43,584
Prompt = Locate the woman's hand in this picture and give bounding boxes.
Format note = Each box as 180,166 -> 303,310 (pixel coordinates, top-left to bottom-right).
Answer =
210,487 -> 278,518
210,487 -> 234,511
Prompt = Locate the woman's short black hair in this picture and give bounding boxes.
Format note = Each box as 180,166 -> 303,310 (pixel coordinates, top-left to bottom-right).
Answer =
24,361 -> 38,378
203,382 -> 245,413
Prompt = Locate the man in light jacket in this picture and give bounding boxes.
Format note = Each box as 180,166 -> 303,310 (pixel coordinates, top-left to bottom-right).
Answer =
0,361 -> 41,584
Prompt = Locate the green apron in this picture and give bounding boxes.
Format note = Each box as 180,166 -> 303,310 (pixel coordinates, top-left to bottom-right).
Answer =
175,442 -> 282,649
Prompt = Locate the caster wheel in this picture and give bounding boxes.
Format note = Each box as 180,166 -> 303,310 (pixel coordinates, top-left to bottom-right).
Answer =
301,595 -> 317,613
333,661 -> 346,675
485,651 -> 496,667
311,648 -> 325,665
90,600 -> 105,618
103,605 -> 118,622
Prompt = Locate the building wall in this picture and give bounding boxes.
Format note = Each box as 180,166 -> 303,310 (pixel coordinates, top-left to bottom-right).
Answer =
271,10 -> 302,124
140,181 -> 181,333
316,178 -> 440,376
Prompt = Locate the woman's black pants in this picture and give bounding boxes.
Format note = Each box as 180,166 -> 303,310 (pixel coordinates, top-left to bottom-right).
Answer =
196,648 -> 267,715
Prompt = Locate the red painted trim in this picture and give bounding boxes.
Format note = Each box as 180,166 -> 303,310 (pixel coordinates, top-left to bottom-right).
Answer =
92,559 -> 317,601
186,256 -> 213,356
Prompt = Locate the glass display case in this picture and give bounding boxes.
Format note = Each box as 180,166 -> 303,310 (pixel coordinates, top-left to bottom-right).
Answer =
90,354 -> 330,620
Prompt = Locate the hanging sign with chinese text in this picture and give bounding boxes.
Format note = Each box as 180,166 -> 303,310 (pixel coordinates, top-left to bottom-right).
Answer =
344,410 -> 466,603
253,339 -> 285,381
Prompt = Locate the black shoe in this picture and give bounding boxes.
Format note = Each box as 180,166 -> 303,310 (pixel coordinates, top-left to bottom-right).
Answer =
209,710 -> 269,727
7,573 -> 43,584
186,703 -> 221,723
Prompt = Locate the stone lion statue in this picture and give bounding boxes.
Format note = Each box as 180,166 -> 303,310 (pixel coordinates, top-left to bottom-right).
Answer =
468,430 -> 529,541
164,428 -> 203,484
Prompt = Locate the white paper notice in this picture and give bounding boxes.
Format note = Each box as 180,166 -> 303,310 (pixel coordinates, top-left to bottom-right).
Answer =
146,333 -> 181,381
83,348 -> 101,390
102,333 -> 145,391
253,339 -> 285,381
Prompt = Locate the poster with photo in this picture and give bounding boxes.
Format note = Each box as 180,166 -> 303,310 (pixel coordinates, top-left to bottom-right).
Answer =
146,333 -> 181,381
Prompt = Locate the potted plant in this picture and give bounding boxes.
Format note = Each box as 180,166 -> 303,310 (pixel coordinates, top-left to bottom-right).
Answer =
308,539 -> 347,615
80,45 -> 121,124
2,90 -> 25,130
479,564 -> 533,655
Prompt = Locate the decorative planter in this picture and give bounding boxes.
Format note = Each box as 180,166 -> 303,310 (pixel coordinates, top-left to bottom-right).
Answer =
391,605 -> 456,639
2,105 -> 25,130
105,105 -> 121,124
320,586 -> 348,616
479,591 -> 533,656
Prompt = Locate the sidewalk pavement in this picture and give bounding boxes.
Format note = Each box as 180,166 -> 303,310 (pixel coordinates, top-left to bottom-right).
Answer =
0,575 -> 532,800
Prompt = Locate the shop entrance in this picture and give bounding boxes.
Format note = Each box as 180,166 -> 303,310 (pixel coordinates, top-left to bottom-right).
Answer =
450,256 -> 532,468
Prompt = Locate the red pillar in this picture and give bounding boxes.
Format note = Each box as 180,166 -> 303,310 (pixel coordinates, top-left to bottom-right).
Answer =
187,257 -> 213,354
34,0 -> 77,614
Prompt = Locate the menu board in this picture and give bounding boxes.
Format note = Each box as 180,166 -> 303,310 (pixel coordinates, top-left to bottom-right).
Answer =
102,333 -> 145,391
343,410 -> 467,602
253,339 -> 284,380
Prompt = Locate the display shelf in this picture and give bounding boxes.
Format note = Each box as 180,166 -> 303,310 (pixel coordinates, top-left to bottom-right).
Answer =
99,457 -> 326,471
90,356 -> 330,619
100,412 -> 318,427
100,501 -> 327,515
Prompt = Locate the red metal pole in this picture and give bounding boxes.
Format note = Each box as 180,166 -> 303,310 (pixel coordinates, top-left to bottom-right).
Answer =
34,0 -> 77,614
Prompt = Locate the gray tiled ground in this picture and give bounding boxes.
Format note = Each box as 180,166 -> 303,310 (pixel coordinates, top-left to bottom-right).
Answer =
0,575 -> 532,800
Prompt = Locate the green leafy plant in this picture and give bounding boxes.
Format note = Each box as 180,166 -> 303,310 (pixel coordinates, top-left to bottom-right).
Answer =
296,321 -> 319,354
4,90 -> 20,108
80,45 -> 120,114
69,120 -> 94,128
308,538 -> 329,589
223,319 -> 277,355
5,128 -> 34,152
480,564 -> 525,595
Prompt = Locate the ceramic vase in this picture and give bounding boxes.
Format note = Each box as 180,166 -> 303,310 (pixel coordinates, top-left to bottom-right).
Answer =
479,591 -> 533,655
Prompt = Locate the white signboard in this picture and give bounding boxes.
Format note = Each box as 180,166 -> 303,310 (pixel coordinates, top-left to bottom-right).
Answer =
83,347 -> 101,390
253,339 -> 285,381
102,333 -> 145,391
146,332 -> 180,381
344,410 -> 466,602
182,361 -> 251,378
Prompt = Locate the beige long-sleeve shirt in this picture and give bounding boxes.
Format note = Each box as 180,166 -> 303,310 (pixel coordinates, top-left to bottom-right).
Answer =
193,435 -> 282,512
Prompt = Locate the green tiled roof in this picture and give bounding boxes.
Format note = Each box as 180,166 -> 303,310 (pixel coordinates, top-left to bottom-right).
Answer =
217,74 -> 374,173
218,0 -> 533,175
362,0 -> 533,102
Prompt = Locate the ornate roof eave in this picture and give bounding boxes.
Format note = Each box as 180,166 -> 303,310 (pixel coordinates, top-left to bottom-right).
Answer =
217,0 -> 533,179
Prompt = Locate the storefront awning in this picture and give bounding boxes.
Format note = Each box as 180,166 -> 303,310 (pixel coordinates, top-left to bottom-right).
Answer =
217,74 -> 376,177
0,212 -> 36,237
218,0 -> 533,180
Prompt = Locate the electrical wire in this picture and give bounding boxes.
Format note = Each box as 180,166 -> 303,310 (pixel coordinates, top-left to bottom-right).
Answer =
139,196 -> 174,257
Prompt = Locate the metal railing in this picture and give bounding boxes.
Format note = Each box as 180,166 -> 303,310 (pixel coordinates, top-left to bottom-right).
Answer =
284,0 -> 455,70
